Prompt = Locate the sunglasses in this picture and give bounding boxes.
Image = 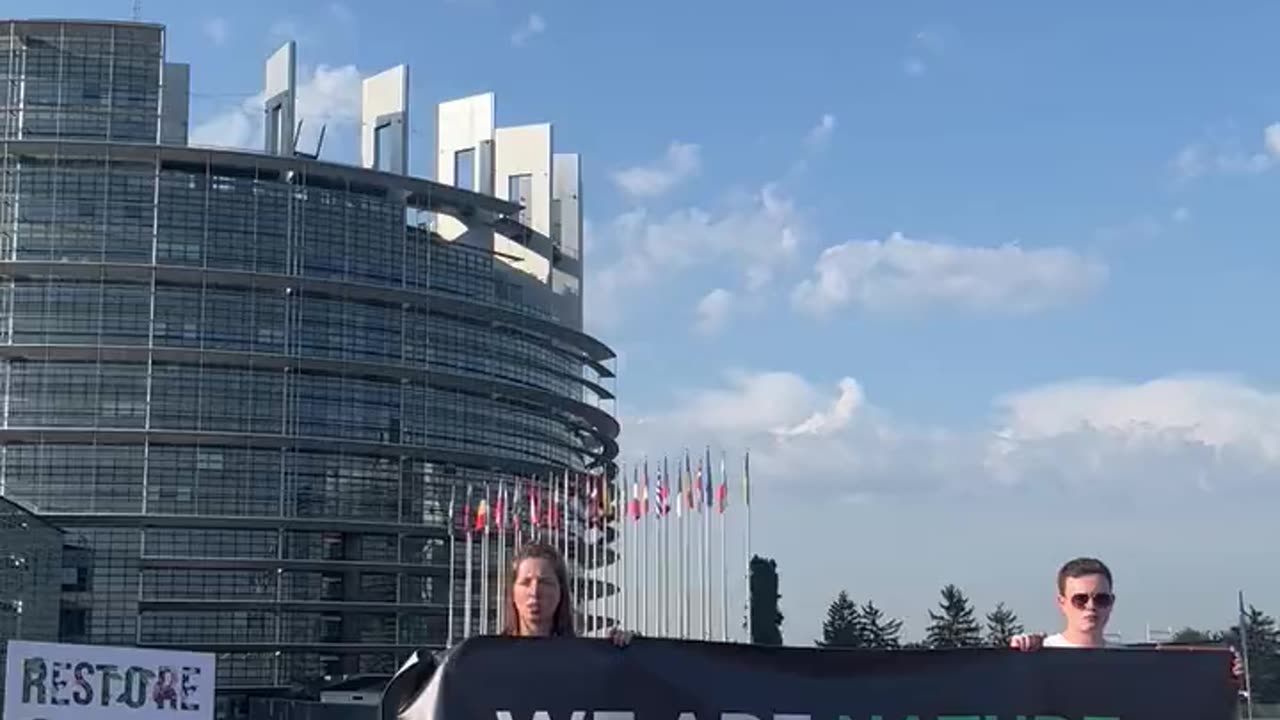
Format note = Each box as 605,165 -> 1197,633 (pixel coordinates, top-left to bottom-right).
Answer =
1069,592 -> 1114,610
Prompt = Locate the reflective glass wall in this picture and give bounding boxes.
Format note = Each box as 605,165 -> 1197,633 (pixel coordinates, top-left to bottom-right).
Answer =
0,21 -> 163,142
0,19 -> 618,695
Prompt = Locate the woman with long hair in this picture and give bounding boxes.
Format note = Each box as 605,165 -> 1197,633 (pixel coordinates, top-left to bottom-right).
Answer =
383,542 -> 631,719
502,541 -> 630,643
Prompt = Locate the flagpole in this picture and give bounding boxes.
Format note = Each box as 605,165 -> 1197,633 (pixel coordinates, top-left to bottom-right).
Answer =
661,457 -> 669,638
701,447 -> 709,641
551,474 -> 559,552
642,459 -> 650,636
563,470 -> 571,567
447,483 -> 457,647
574,473 -> 583,635
634,463 -> 642,633
482,483 -> 492,635
496,480 -> 506,633
515,477 -> 524,555
676,454 -> 685,638
743,450 -> 752,643
586,474 -> 594,635
463,484 -> 473,639
614,466 -> 624,627
719,451 -> 728,641
683,451 -> 692,639
1240,590 -> 1255,720
614,461 -> 624,630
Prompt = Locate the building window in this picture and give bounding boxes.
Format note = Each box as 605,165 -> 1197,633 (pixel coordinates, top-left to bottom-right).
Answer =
269,105 -> 283,153
508,173 -> 532,224
454,149 -> 475,191
375,121 -> 395,171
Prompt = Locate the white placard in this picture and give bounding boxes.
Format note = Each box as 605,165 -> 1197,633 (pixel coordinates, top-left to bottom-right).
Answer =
4,640 -> 215,720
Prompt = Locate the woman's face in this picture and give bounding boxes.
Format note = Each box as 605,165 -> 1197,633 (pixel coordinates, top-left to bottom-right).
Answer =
513,557 -> 561,636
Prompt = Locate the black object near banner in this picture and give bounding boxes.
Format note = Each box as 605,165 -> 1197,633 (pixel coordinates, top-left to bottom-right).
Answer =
385,636 -> 1237,720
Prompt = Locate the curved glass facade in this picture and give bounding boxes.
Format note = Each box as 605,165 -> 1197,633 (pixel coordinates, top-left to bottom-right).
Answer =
0,19 -> 618,697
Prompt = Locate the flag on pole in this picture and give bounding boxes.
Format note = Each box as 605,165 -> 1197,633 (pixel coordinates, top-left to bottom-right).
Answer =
463,483 -> 474,639
705,446 -> 714,510
685,452 -> 695,511
495,486 -> 505,531
694,457 -> 704,511
659,462 -> 671,516
480,484 -> 492,635
674,459 -> 684,518
530,482 -> 540,531
717,455 -> 728,514
642,459 -> 651,516
630,467 -> 641,520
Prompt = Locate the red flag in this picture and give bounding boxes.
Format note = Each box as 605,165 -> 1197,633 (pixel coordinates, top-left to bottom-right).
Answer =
717,480 -> 727,513
474,498 -> 488,532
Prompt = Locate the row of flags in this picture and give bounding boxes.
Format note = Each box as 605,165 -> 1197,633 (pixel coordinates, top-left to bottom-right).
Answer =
443,449 -> 754,643
451,447 -> 748,536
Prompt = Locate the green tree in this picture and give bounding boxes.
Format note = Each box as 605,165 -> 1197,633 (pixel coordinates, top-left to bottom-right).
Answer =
816,591 -> 862,648
1169,627 -> 1217,645
748,555 -> 784,645
985,602 -> 1024,647
925,584 -> 982,648
861,600 -> 903,649
1222,606 -> 1280,703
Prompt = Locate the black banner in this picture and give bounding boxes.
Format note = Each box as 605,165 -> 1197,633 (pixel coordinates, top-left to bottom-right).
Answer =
391,636 -> 1237,720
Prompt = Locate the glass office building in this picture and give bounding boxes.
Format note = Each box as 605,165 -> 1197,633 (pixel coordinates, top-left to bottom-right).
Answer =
0,18 -> 618,702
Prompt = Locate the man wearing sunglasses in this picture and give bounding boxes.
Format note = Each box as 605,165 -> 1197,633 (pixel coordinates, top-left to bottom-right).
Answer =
1010,557 -> 1115,649
1010,557 -> 1245,686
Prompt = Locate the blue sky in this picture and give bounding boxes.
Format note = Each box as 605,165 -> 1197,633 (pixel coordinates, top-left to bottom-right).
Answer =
25,0 -> 1280,646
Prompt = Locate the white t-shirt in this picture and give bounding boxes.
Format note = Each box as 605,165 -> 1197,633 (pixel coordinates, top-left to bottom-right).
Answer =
1043,632 -> 1112,648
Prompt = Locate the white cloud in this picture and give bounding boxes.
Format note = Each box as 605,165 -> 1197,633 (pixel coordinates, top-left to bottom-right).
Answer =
587,184 -> 802,329
791,231 -> 1106,316
904,58 -> 927,77
202,17 -> 229,46
1172,123 -> 1280,181
623,369 -> 1280,500
611,142 -> 702,200
1265,123 -> 1280,158
805,114 -> 837,148
694,288 -> 734,336
511,13 -> 547,47
992,375 -> 1280,461
190,64 -> 363,153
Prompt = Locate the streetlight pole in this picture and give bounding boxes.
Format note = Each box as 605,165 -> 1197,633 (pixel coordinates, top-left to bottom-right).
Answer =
5,553 -> 30,640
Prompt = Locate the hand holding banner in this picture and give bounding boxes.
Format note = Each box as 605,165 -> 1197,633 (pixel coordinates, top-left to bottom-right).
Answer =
392,636 -> 1237,720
